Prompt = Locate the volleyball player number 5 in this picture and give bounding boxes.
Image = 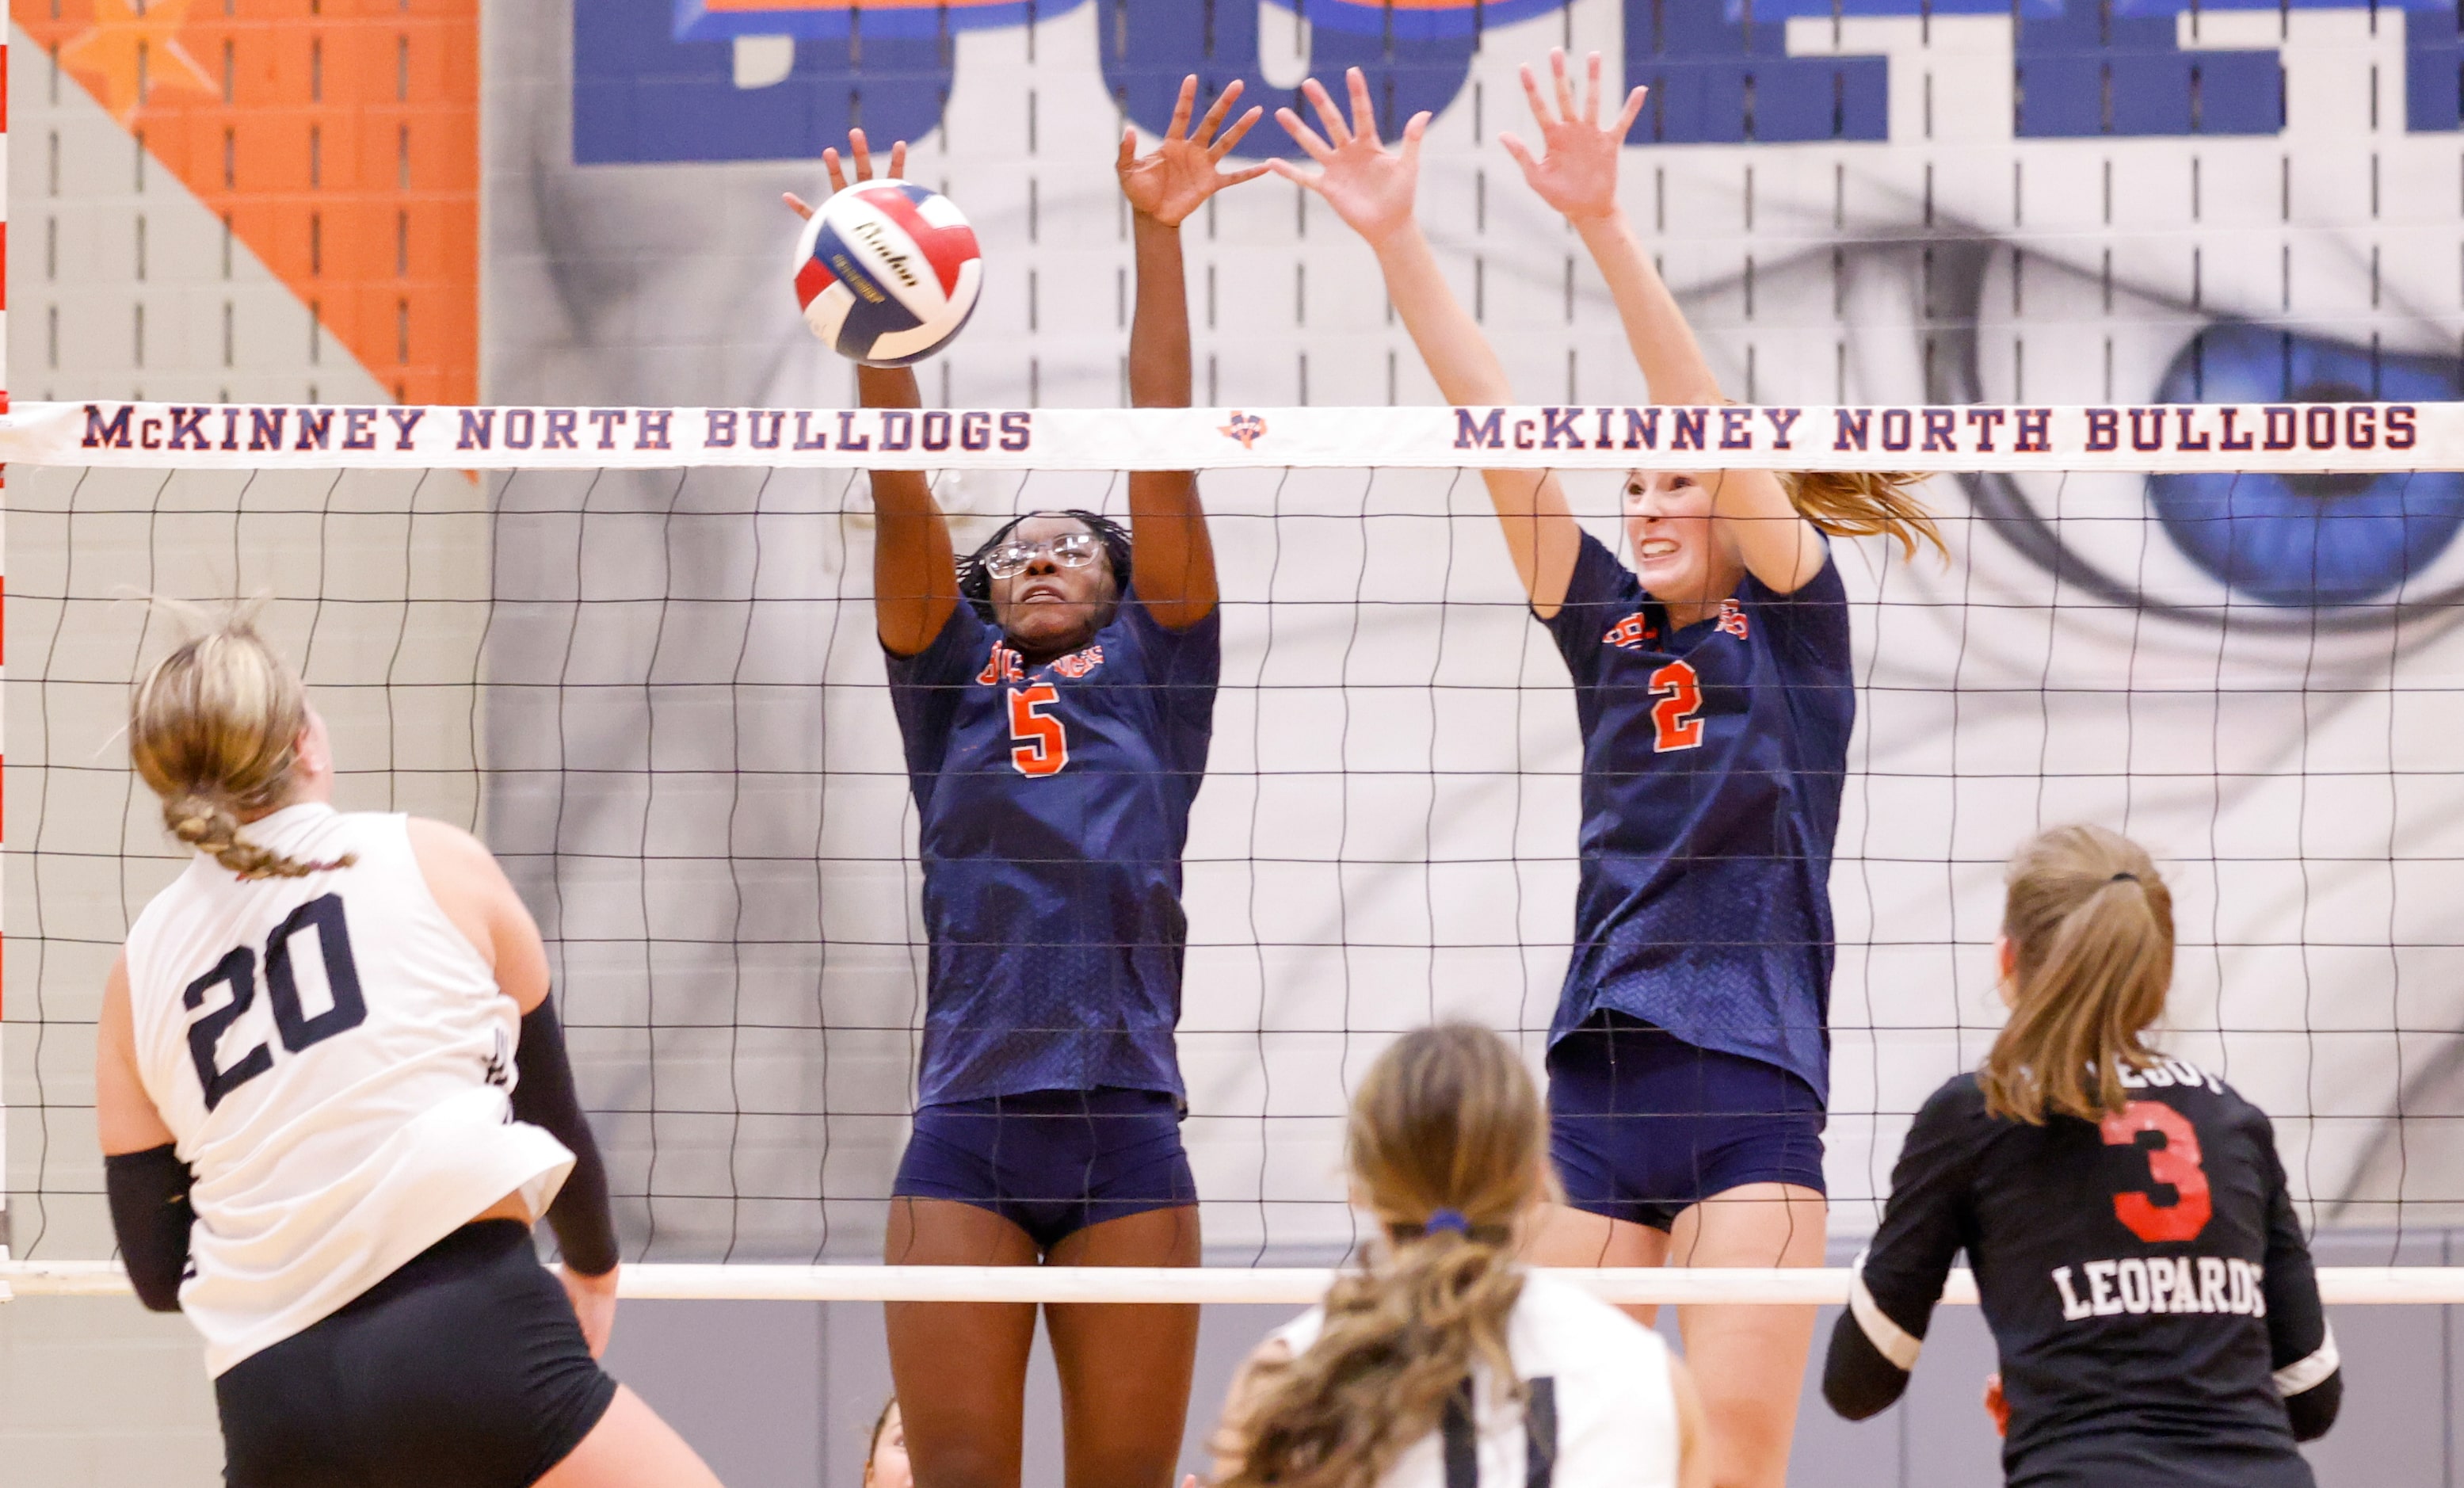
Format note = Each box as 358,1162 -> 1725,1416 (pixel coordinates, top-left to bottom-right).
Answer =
1008,683 -> 1069,776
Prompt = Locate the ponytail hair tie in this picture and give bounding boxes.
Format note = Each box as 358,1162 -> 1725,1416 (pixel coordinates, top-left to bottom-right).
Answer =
1423,1208 -> 1471,1237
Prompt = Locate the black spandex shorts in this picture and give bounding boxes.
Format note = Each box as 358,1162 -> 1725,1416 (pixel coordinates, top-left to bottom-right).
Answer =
891,1086 -> 1196,1252
216,1220 -> 619,1488
1548,1010 -> 1828,1231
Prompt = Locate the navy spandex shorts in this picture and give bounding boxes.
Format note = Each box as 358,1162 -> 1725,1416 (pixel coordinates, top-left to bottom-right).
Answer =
892,1086 -> 1196,1252
1547,1010 -> 1827,1231
216,1220 -> 617,1488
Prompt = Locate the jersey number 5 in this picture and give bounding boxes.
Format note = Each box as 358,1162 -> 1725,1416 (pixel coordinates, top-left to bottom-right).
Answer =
2100,1101 -> 2213,1243
1650,660 -> 1705,753
183,894 -> 369,1112
1008,683 -> 1069,777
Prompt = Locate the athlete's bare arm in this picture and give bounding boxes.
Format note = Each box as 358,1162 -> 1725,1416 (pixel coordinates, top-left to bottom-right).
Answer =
785,132 -> 962,657
96,953 -> 177,1155
1274,68 -> 1585,616
1117,76 -> 1263,630
1504,48 -> 1825,596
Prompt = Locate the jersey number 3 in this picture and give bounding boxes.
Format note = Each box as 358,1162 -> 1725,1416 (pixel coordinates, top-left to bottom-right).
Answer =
183,893 -> 369,1112
1650,660 -> 1705,753
1008,683 -> 1070,777
2100,1101 -> 2213,1243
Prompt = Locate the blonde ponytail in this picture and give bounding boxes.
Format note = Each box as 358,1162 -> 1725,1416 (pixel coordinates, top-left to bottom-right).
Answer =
1217,1025 -> 1548,1488
1780,470 -> 1945,561
129,609 -> 352,879
1978,825 -> 2175,1124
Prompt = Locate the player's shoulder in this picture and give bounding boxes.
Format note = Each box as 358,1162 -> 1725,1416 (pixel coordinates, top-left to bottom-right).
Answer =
2123,1055 -> 2268,1124
1916,1070 -> 1993,1125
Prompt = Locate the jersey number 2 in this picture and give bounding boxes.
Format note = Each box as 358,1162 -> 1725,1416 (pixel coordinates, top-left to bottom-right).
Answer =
2100,1101 -> 2213,1243
184,894 -> 369,1111
1650,660 -> 1705,753
1008,684 -> 1069,777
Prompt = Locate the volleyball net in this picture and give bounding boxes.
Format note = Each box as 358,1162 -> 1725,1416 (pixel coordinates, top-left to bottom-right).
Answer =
8,398 -> 2464,1304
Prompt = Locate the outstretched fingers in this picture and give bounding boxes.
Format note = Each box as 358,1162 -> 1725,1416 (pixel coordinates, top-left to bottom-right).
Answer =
1302,76 -> 1352,147
1207,103 -> 1264,161
821,148 -> 849,194
1116,124 -> 1138,175
1192,76 -> 1241,146
1497,131 -> 1539,177
1519,61 -> 1556,131
1549,47 -> 1578,127
1613,84 -> 1648,139
1276,105 -> 1336,163
782,192 -> 815,221
1345,65 -> 1380,142
1264,157 -> 1323,194
1166,74 -> 1197,143
1582,48 -> 1604,124
1400,109 -> 1432,160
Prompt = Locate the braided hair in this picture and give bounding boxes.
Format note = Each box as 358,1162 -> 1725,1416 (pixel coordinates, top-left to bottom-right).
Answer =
956,509 -> 1134,624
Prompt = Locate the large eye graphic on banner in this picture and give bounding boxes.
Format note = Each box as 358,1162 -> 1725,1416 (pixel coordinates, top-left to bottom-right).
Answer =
1928,242 -> 2464,631
2140,324 -> 2464,608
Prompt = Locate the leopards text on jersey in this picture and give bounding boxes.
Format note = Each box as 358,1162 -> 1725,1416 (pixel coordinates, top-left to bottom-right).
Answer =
1826,1066 -> 2338,1486
1539,532 -> 1852,1099
1268,1271 -> 1680,1488
885,589 -> 1219,1104
123,804 -> 575,1375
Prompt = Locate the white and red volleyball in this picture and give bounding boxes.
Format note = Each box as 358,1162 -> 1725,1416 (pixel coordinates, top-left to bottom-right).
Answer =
793,180 -> 983,367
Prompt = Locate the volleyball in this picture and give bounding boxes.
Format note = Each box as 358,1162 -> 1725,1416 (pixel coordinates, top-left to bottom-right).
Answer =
793,179 -> 984,368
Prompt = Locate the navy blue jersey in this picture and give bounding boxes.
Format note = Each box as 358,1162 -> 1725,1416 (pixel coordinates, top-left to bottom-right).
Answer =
1539,532 -> 1853,1099
884,590 -> 1219,1105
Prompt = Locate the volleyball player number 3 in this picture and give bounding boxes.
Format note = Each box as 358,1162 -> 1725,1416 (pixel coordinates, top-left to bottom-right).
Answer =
182,893 -> 370,1111
2101,1101 -> 2214,1243
1008,683 -> 1070,776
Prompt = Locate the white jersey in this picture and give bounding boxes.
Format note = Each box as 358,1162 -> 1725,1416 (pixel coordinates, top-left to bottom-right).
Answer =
1268,1270 -> 1681,1488
124,803 -> 574,1375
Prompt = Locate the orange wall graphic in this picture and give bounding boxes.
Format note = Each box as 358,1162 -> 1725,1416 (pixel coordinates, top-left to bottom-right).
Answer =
18,0 -> 478,404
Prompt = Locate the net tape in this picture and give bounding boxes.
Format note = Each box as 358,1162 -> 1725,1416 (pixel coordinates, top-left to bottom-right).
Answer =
4,399 -> 2440,472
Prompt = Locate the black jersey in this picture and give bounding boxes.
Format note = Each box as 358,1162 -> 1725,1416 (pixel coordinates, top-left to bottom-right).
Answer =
1824,1062 -> 2340,1487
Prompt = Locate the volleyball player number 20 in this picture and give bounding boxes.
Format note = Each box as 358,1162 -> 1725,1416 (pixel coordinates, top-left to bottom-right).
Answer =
183,892 -> 368,1110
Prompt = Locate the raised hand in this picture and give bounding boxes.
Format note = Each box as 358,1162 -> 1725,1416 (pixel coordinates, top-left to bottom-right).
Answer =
1497,48 -> 1646,226
784,128 -> 910,222
1119,75 -> 1270,227
1268,68 -> 1431,246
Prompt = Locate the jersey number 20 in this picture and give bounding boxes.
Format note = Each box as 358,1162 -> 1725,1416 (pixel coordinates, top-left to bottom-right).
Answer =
1650,660 -> 1705,753
2100,1101 -> 2213,1243
1008,684 -> 1069,777
183,893 -> 369,1111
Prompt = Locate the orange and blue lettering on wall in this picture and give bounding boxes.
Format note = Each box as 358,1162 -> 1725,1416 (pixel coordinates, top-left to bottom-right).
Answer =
573,0 -> 2464,166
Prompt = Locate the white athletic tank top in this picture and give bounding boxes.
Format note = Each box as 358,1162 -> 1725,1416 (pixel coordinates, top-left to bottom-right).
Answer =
124,803 -> 575,1375
1268,1271 -> 1681,1488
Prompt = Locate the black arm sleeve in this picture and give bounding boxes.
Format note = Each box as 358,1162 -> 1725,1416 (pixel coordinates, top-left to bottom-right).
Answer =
1823,1081 -> 1977,1421
510,997 -> 620,1276
105,1144 -> 195,1312
2257,1124 -> 2340,1442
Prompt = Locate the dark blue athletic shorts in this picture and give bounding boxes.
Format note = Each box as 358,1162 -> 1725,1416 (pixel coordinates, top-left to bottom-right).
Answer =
891,1086 -> 1197,1252
216,1220 -> 617,1488
1547,1010 -> 1827,1231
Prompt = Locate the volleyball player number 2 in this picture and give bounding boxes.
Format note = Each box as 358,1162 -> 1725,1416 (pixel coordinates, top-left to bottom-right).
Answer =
1650,660 -> 1705,753
1009,684 -> 1070,776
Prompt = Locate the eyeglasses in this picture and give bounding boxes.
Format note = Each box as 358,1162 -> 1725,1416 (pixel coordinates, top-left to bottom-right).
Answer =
982,532 -> 1104,580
